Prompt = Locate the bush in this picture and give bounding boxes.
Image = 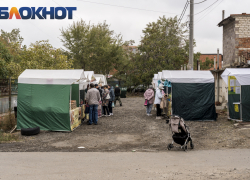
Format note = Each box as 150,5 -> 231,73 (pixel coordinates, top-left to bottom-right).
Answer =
0,112 -> 16,132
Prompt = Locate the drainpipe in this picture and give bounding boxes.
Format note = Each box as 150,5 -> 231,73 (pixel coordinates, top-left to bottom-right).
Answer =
217,49 -> 220,103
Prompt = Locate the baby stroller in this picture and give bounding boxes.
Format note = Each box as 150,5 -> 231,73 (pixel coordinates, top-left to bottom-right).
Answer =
167,115 -> 194,151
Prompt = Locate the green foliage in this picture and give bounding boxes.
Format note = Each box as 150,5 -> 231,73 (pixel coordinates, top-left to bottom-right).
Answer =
60,19 -> 127,75
116,16 -> 190,86
0,29 -> 73,79
0,39 -> 13,78
1,28 -> 24,44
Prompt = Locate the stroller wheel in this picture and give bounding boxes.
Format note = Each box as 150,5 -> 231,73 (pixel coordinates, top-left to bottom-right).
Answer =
167,143 -> 173,150
190,142 -> 194,149
183,145 -> 187,151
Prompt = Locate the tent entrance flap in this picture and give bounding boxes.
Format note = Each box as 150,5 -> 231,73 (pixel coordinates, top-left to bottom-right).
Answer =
241,85 -> 250,121
172,83 -> 216,121
71,84 -> 80,106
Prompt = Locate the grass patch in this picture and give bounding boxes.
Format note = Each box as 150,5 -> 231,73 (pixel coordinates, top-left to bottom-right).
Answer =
0,112 -> 16,132
0,132 -> 18,143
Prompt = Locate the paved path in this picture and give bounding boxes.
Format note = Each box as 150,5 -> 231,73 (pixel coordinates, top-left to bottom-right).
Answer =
1,149 -> 250,180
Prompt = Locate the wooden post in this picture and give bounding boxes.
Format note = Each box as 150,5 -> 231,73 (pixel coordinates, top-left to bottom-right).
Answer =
9,77 -> 11,112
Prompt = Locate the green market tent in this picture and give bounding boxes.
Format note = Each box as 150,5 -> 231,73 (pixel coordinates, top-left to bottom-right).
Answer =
221,68 -> 250,121
162,70 -> 216,121
17,69 -> 86,131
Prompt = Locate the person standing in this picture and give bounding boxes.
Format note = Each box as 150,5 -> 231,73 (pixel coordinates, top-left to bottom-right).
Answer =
108,85 -> 115,116
86,83 -> 101,125
154,84 -> 164,119
114,84 -> 122,106
95,84 -> 103,118
102,85 -> 110,116
144,85 -> 155,116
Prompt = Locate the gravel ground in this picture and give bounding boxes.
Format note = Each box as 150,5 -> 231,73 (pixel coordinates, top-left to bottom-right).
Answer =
1,97 -> 250,152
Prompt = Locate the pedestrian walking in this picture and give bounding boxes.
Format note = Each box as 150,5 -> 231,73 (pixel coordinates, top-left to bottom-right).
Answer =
108,85 -> 115,116
144,85 -> 155,116
102,85 -> 110,116
85,83 -> 101,125
114,84 -> 122,106
154,84 -> 164,119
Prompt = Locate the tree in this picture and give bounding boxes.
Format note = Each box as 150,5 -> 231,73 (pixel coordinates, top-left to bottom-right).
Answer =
1,28 -> 24,44
121,16 -> 190,86
60,19 -> 127,75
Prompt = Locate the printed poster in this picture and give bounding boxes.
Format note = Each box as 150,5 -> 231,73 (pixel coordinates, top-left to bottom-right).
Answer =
228,76 -> 240,95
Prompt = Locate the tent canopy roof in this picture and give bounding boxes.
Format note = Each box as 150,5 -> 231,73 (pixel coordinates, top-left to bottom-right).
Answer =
18,69 -> 86,85
157,72 -> 163,80
93,74 -> 107,85
84,71 -> 96,82
162,70 -> 214,83
221,68 -> 250,86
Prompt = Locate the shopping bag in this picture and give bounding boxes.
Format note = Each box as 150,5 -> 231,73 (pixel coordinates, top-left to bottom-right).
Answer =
84,104 -> 90,114
112,102 -> 115,108
144,100 -> 148,106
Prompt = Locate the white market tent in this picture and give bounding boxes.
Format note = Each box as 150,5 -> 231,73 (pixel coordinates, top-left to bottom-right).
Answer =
221,68 -> 250,121
221,68 -> 250,86
17,69 -> 86,131
94,74 -> 107,85
152,74 -> 158,89
157,72 -> 163,81
161,70 -> 216,121
162,70 -> 214,83
19,69 -> 86,85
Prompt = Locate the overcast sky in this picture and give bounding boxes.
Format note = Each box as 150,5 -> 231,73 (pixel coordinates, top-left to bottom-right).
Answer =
0,0 -> 249,54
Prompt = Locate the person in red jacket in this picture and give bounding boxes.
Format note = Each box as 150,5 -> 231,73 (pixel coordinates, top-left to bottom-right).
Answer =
144,85 -> 155,116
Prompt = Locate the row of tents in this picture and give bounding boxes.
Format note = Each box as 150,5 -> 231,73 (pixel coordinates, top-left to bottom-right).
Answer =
152,68 -> 250,122
17,69 -> 107,132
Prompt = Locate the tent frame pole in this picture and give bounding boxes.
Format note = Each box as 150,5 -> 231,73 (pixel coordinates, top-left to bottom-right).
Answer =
240,85 -> 242,121
70,85 -> 72,125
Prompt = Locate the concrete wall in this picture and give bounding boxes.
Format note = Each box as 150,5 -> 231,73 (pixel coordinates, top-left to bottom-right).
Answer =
223,20 -> 236,68
212,71 -> 228,107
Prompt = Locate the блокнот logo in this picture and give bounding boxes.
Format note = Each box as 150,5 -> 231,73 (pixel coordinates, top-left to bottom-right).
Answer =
0,7 -> 77,19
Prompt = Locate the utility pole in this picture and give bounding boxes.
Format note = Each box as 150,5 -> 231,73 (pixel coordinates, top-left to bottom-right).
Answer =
188,0 -> 194,70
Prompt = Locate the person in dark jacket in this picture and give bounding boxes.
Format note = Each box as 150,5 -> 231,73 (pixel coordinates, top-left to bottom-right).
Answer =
108,85 -> 115,116
95,84 -> 103,118
114,84 -> 122,106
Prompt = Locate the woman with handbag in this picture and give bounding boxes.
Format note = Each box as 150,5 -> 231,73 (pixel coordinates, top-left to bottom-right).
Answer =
102,85 -> 110,117
154,84 -> 164,119
144,85 -> 155,116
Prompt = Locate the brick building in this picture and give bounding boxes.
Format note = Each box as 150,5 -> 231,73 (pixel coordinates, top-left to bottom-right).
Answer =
199,54 -> 223,70
218,13 -> 250,68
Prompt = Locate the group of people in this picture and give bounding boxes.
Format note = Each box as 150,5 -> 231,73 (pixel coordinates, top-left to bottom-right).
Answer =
85,83 -> 122,125
144,84 -> 166,119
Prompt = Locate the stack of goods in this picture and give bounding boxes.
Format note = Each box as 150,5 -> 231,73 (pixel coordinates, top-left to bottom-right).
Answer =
70,100 -> 77,110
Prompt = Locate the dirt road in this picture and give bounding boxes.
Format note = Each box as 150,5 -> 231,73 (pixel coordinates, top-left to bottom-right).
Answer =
1,149 -> 250,180
0,97 -> 250,152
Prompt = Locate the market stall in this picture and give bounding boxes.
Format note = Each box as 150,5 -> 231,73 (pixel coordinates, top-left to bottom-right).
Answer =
17,69 -> 86,131
221,68 -> 250,121
162,70 -> 216,121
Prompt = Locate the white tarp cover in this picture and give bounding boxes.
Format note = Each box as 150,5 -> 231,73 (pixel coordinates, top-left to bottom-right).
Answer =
157,72 -> 163,80
152,74 -> 158,88
221,68 -> 250,86
94,74 -> 107,85
84,71 -> 96,82
162,70 -> 214,83
18,69 -> 86,85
